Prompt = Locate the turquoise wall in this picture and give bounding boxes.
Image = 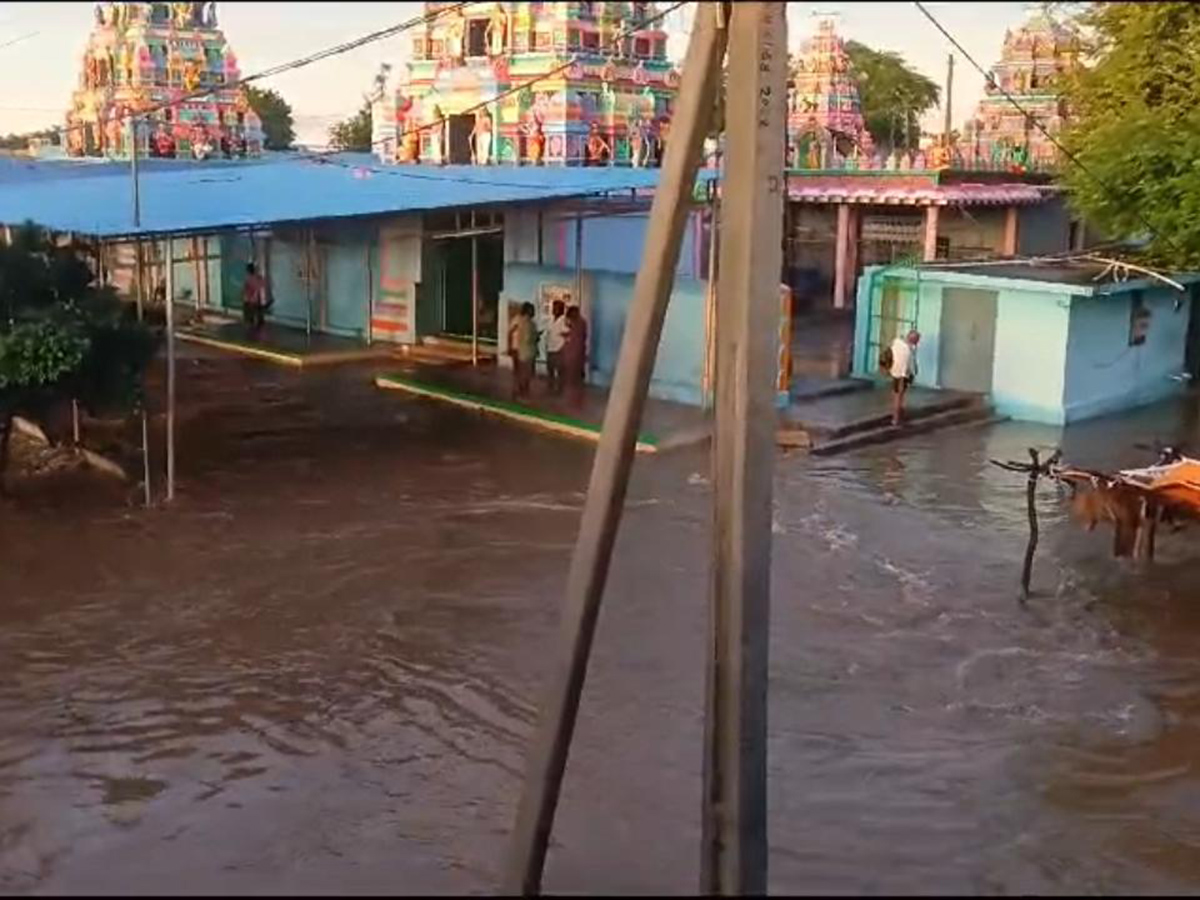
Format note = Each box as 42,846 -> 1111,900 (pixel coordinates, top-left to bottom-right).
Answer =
991,288 -> 1070,424
505,204 -> 705,280
220,226 -> 375,338
1062,287 -> 1190,422
855,266 -> 1197,424
851,267 -> 941,383
503,262 -> 707,406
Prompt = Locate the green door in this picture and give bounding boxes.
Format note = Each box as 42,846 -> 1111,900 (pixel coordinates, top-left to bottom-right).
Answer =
938,288 -> 998,394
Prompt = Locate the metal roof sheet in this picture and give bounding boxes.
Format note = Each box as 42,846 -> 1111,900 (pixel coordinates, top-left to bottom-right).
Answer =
0,156 -> 718,239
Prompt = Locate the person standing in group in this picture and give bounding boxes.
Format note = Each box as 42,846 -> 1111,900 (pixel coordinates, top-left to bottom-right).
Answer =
242,261 -> 268,340
884,329 -> 920,427
508,301 -> 538,400
545,299 -> 568,396
562,304 -> 589,410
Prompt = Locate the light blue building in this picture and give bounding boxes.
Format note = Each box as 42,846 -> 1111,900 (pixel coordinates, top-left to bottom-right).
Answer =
853,262 -> 1200,424
0,156 -> 716,405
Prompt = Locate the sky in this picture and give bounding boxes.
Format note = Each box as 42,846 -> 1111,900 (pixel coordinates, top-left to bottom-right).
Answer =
1,1 -> 1033,146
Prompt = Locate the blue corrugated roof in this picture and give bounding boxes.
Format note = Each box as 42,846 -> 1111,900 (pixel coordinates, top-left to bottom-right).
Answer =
0,156 -> 719,238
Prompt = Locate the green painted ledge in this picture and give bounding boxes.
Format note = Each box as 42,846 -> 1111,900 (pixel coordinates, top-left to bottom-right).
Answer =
375,372 -> 661,453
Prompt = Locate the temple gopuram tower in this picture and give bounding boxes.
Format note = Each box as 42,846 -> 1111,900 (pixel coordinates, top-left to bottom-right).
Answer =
385,2 -> 680,166
962,8 -> 1081,170
788,17 -> 873,168
66,2 -> 264,161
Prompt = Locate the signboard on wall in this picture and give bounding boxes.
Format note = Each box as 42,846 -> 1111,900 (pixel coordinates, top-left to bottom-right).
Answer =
373,217 -> 423,344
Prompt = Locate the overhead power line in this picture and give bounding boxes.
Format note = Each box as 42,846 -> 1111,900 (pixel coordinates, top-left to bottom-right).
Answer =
0,31 -> 39,52
911,0 -> 1185,260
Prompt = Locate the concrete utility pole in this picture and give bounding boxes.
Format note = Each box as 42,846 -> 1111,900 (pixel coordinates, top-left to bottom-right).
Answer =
504,2 -> 786,895
944,54 -> 954,143
702,3 -> 787,894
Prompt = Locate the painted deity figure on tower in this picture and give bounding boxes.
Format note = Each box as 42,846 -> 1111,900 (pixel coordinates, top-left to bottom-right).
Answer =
471,108 -> 493,164
487,4 -> 509,57
525,112 -> 545,165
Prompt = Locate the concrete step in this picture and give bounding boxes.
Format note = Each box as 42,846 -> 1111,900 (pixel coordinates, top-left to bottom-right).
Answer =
789,377 -> 873,402
829,394 -> 982,440
810,405 -> 998,457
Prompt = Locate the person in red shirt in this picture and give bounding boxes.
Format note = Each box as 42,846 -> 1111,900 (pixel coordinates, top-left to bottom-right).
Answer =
561,305 -> 589,410
242,262 -> 268,339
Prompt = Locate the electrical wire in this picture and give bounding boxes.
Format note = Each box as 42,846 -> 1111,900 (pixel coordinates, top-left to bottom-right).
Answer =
0,31 -> 38,52
911,0 -> 1186,260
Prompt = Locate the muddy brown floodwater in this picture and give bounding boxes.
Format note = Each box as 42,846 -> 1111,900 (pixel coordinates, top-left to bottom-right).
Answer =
3,347 -> 1200,895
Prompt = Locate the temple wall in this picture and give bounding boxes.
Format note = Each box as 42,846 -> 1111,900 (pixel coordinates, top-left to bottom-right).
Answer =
1018,195 -> 1071,256
936,208 -> 1008,260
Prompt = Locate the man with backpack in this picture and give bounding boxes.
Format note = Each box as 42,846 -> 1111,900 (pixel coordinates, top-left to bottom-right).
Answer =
880,329 -> 920,427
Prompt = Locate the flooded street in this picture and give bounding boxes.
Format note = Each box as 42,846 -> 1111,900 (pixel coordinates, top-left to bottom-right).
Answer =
3,350 -> 1200,894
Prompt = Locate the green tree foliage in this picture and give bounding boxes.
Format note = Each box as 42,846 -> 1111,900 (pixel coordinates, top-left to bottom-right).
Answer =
327,102 -> 373,153
1061,2 -> 1200,266
245,85 -> 295,151
0,129 -> 59,152
0,223 -> 159,486
843,41 -> 940,152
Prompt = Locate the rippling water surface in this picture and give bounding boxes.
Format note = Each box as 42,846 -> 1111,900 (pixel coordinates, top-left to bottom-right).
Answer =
2,351 -> 1200,894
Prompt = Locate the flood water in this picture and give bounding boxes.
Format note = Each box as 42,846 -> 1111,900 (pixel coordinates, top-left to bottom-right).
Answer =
3,349 -> 1200,895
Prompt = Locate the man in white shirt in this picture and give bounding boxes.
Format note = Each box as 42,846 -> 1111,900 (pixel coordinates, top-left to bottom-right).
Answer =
889,329 -> 921,427
545,300 -> 569,396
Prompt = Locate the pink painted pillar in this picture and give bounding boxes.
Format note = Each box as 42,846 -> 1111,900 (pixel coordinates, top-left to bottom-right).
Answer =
923,205 -> 940,262
833,203 -> 851,309
1003,205 -> 1019,256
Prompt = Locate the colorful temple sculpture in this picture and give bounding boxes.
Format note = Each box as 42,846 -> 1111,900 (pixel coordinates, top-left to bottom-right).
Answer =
961,9 -> 1081,172
381,2 -> 680,166
65,2 -> 264,161
787,18 -> 874,170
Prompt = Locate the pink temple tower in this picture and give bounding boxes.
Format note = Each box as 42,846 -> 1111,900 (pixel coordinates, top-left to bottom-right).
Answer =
788,17 -> 874,169
386,2 -> 680,166
962,8 -> 1081,171
65,2 -> 264,161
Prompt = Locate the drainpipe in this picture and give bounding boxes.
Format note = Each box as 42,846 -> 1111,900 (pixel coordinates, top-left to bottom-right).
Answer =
165,234 -> 176,503
366,238 -> 375,346
574,214 -> 585,380
305,228 -> 313,340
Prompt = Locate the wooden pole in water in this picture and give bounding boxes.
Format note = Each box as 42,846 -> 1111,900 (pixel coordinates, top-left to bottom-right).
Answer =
165,235 -> 176,503
702,4 -> 786,894
1021,448 -> 1040,599
503,4 -> 728,893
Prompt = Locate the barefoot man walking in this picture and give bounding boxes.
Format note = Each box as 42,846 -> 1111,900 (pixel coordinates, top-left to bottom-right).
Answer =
889,329 -> 920,427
